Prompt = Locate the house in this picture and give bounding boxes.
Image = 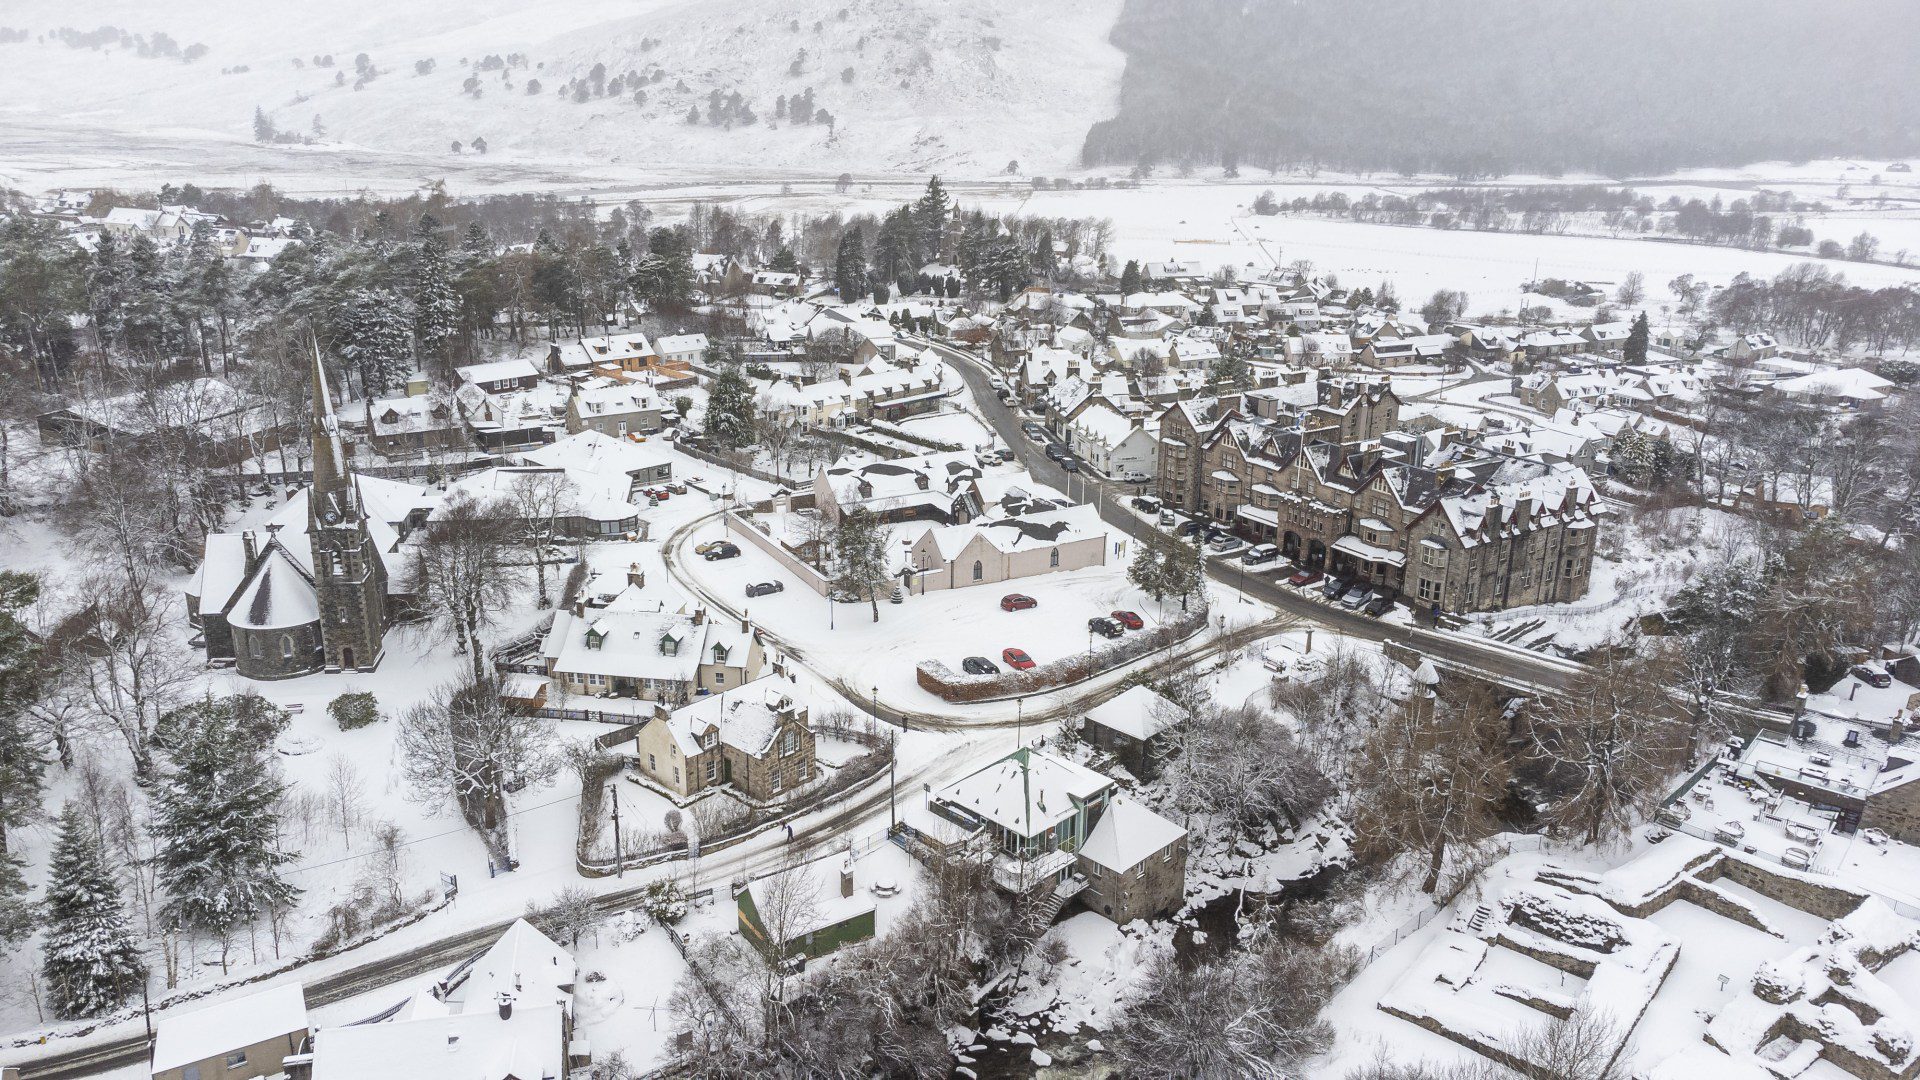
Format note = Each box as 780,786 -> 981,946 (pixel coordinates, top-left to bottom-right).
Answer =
1731,332 -> 1780,362
1081,684 -> 1181,779
308,919 -> 575,1080
150,983 -> 308,1080
654,333 -> 709,367
349,391 -> 464,456
1359,333 -> 1454,368
541,590 -> 765,705
1519,329 -> 1588,364
564,381 -> 663,438
736,850 -> 875,961
453,382 -> 559,453
1516,372 -> 1621,414
812,451 -> 982,526
521,430 -> 674,494
1767,367 -> 1894,410
37,377 -> 283,467
438,465 -> 643,539
903,503 -> 1111,592
1581,321 -> 1633,357
1064,403 -> 1158,479
628,678 -> 816,801
928,749 -> 1186,920
455,357 -> 543,394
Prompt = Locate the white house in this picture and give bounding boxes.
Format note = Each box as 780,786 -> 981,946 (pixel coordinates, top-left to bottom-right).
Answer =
1066,403 -> 1158,479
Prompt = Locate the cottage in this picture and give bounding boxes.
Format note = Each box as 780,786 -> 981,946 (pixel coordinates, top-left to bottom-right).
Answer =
564,380 -> 664,438
542,590 -> 764,704
904,503 -> 1111,591
151,983 -> 308,1080
1081,684 -> 1181,779
456,357 -> 543,393
629,679 -> 816,801
736,851 -> 875,961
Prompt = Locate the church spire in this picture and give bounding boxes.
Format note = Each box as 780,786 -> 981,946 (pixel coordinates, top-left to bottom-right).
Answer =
309,340 -> 356,526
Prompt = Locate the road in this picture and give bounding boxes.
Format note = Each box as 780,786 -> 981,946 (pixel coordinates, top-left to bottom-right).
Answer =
910,334 -> 1791,732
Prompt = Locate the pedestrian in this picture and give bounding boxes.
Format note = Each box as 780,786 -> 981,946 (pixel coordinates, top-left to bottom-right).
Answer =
785,823 -> 794,842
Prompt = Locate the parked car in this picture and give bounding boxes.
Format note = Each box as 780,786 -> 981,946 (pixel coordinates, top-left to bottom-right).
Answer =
1176,520 -> 1205,538
1158,509 -> 1178,527
1207,535 -> 1239,553
1000,593 -> 1038,612
1288,568 -> 1324,588
961,656 -> 1001,676
694,540 -> 729,555
1243,543 -> 1278,564
702,542 -> 741,561
1002,647 -> 1036,670
745,581 -> 784,597
1117,470 -> 1151,484
1061,457 -> 1080,473
1044,444 -> 1068,462
1853,664 -> 1893,688
1088,617 -> 1123,639
1341,585 -> 1374,609
1781,846 -> 1814,870
1131,495 -> 1162,514
1111,610 -> 1143,630
1321,576 -> 1350,600
1363,593 -> 1394,618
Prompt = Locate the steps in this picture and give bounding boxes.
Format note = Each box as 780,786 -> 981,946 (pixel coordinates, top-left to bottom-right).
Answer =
1466,904 -> 1495,933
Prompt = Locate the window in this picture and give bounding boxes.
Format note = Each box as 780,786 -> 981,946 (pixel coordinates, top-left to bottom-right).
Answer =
673,766 -> 680,784
1421,543 -> 1446,569
248,635 -> 262,660
280,633 -> 296,658
587,672 -> 606,687
705,759 -> 718,782
971,559 -> 984,582
713,672 -> 726,686
1049,550 -> 1060,568
1418,578 -> 1441,603
184,1067 -> 202,1080
782,729 -> 799,756
648,754 -> 657,771
770,768 -> 783,794
702,731 -> 717,750
225,1050 -> 249,1068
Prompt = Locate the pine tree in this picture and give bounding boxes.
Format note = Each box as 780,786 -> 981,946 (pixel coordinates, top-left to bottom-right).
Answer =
412,221 -> 461,376
1119,259 -> 1143,296
41,805 -> 146,1018
833,228 -> 866,302
340,288 -> 415,395
153,710 -> 300,971
0,572 -> 43,948
702,357 -> 758,451
914,176 -> 950,262
252,106 -> 275,142
1624,311 -> 1651,364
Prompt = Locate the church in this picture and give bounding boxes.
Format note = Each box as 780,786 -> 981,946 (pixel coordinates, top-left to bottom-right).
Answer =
186,350 -> 437,680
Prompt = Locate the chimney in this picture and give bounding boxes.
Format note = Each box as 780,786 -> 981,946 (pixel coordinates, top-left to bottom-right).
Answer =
740,614 -> 750,634
692,607 -> 706,626
241,530 -> 259,570
496,990 -> 515,1021
627,562 -> 644,588
840,860 -> 855,898
1893,717 -> 1907,745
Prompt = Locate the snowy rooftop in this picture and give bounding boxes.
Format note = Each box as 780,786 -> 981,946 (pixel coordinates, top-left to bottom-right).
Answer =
152,982 -> 307,1073
1079,795 -> 1185,874
1083,684 -> 1179,741
310,1001 -> 564,1080
934,748 -> 1114,840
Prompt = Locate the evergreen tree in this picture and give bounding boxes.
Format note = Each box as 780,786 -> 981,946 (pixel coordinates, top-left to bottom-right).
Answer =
913,176 -> 950,262
632,226 -> 695,313
1032,228 -> 1055,275
1624,310 -> 1651,364
702,357 -> 758,451
460,221 -> 493,259
1119,259 -> 1143,296
0,572 -> 45,947
41,804 -> 146,1018
411,223 -> 461,376
252,106 -> 275,142
768,246 -> 799,274
833,229 -> 867,302
340,288 -> 415,396
152,708 -> 300,971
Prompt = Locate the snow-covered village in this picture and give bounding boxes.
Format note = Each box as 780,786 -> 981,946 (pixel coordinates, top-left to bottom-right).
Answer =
1,3 -> 1920,1080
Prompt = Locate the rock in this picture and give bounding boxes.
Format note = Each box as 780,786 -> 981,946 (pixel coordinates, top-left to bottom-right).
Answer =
1031,1049 -> 1054,1066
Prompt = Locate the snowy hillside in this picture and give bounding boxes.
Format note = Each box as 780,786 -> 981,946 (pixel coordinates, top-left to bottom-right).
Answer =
0,0 -> 1125,178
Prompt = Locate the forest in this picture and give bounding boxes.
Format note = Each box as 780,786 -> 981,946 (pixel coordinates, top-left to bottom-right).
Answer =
1082,0 -> 1920,178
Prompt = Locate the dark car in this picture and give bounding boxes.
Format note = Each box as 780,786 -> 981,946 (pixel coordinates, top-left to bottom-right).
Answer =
1287,568 -> 1324,588
1002,647 -> 1036,670
1321,576 -> 1350,600
1131,495 -> 1162,513
1088,617 -> 1123,639
1176,519 -> 1205,538
745,581 -> 785,597
1854,664 -> 1893,688
1022,423 -> 1048,441
961,656 -> 1001,676
1111,610 -> 1143,630
1061,457 -> 1080,473
1364,593 -> 1394,618
702,542 -> 741,561
1000,593 -> 1038,612
1044,444 -> 1068,462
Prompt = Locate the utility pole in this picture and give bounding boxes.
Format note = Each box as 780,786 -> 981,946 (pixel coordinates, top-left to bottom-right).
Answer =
608,783 -> 624,878
888,728 -> 898,833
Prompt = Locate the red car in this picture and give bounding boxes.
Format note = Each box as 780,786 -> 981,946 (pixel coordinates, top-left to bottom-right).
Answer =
1287,568 -> 1324,588
1111,610 -> 1143,630
1002,647 -> 1036,670
1000,593 -> 1038,612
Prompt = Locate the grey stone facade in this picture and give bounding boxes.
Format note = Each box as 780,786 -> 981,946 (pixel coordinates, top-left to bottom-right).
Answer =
233,623 -> 324,681
1080,834 -> 1187,924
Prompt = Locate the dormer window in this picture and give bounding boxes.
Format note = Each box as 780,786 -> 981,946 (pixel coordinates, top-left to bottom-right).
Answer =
712,644 -> 730,664
660,635 -> 679,656
585,628 -> 604,651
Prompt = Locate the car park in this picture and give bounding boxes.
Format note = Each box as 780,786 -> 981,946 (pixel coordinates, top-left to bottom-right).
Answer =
1111,610 -> 1143,630
1002,647 -> 1036,670
1000,593 -> 1038,611
962,656 -> 1001,676
1287,568 -> 1324,588
1088,617 -> 1123,639
745,581 -> 784,597
702,542 -> 741,561
1341,585 -> 1374,609
1853,664 -> 1893,688
1243,543 -> 1278,564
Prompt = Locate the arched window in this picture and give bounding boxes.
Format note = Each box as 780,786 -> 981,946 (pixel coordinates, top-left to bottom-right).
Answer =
281,634 -> 296,658
1049,550 -> 1060,568
971,560 -> 984,581
248,635 -> 262,659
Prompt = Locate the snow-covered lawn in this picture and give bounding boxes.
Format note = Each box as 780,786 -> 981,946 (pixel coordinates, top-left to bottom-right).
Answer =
893,408 -> 995,451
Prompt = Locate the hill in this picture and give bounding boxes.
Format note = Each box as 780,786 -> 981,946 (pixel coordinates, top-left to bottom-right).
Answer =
1082,0 -> 1920,179
0,0 -> 1125,178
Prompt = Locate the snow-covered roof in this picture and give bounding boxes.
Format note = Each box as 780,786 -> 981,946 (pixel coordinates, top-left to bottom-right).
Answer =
310,1003 -> 563,1080
660,678 -> 802,758
934,748 -> 1113,840
456,357 -> 542,385
1083,684 -> 1179,741
228,547 -> 319,631
152,982 -> 307,1073
459,918 -> 574,1015
1078,795 -> 1186,875
521,429 -> 671,480
654,333 -> 708,355
1771,367 -> 1894,402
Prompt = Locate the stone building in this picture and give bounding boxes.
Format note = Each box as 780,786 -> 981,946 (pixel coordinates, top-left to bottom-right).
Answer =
627,678 -> 817,802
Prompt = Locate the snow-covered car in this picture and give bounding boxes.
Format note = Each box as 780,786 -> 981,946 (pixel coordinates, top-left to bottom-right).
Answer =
1852,664 -> 1893,688
1001,647 -> 1036,670
1088,617 -> 1123,639
702,542 -> 741,561
1862,828 -> 1891,846
1242,544 -> 1278,564
1341,586 -> 1374,609
961,656 -> 1001,676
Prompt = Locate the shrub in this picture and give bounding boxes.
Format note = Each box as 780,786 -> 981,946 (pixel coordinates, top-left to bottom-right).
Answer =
329,691 -> 381,730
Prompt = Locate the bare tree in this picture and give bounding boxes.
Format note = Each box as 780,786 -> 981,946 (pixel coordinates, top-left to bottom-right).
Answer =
67,575 -> 196,783
325,753 -> 364,846
397,676 -> 559,858
527,884 -> 604,947
1528,645 -> 1690,848
1160,701 -> 1334,847
410,490 -> 518,683
504,469 -> 571,607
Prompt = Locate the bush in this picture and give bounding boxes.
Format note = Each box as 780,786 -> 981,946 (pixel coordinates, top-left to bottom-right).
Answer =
639,880 -> 689,925
329,691 -> 381,730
